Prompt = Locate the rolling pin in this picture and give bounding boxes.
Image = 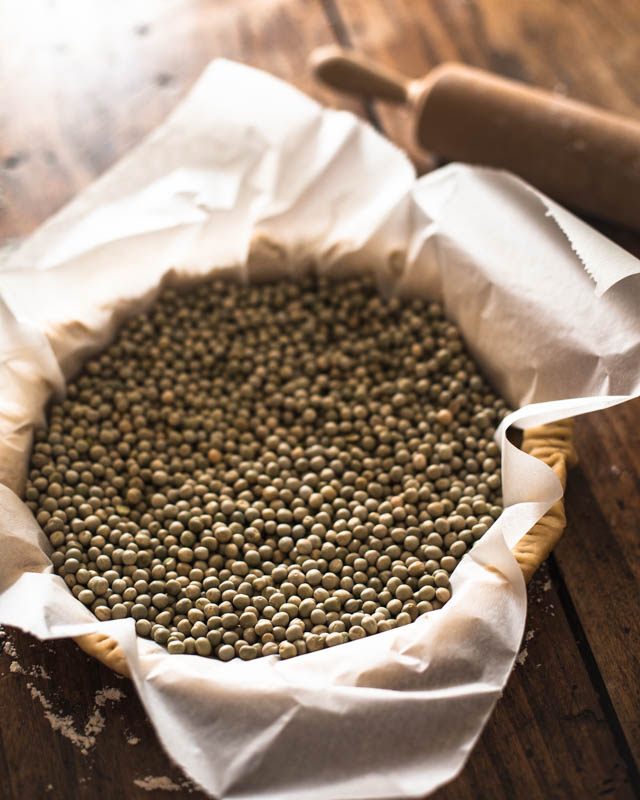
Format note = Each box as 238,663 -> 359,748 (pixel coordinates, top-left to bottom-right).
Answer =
310,46 -> 640,231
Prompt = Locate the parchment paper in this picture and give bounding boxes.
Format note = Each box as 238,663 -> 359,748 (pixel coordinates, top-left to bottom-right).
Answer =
1,60 -> 639,799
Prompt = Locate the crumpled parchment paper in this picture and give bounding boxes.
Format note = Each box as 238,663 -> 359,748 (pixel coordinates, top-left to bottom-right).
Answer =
1,60 -> 639,799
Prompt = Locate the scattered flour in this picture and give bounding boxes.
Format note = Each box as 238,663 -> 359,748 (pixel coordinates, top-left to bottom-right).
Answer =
126,733 -> 141,746
27,683 -> 126,755
2,629 -> 130,763
134,776 -> 185,792
95,687 -> 126,706
3,638 -> 17,658
1,633 -> 49,679
30,665 -> 51,680
3,647 -> 50,679
84,707 -> 107,740
530,572 -> 556,617
29,684 -> 97,755
515,629 -> 536,667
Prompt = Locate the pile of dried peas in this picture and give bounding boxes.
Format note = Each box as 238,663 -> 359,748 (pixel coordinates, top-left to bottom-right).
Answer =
25,275 -> 509,661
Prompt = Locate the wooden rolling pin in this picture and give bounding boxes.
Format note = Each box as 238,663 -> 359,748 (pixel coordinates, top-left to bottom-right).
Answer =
310,46 -> 640,230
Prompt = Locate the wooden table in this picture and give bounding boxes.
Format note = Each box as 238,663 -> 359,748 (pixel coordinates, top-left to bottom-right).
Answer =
1,1 -> 639,797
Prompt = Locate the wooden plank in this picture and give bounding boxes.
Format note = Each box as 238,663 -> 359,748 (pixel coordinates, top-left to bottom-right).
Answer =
435,564 -> 636,799
0,625 -> 208,799
555,399 -> 640,772
0,0 -> 365,241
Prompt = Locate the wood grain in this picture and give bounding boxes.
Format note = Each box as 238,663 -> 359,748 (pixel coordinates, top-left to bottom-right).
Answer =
434,564 -> 636,800
0,625 -> 208,799
557,400 -> 640,773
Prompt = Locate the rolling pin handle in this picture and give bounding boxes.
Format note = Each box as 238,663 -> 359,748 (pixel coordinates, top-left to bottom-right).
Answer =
309,45 -> 410,105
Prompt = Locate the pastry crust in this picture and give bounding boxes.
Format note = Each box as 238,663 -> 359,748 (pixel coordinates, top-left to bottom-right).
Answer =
74,631 -> 131,677
74,419 -> 577,676
513,419 -> 576,584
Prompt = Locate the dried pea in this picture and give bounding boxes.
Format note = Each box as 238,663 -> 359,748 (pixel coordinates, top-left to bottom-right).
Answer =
27,275 -> 508,662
